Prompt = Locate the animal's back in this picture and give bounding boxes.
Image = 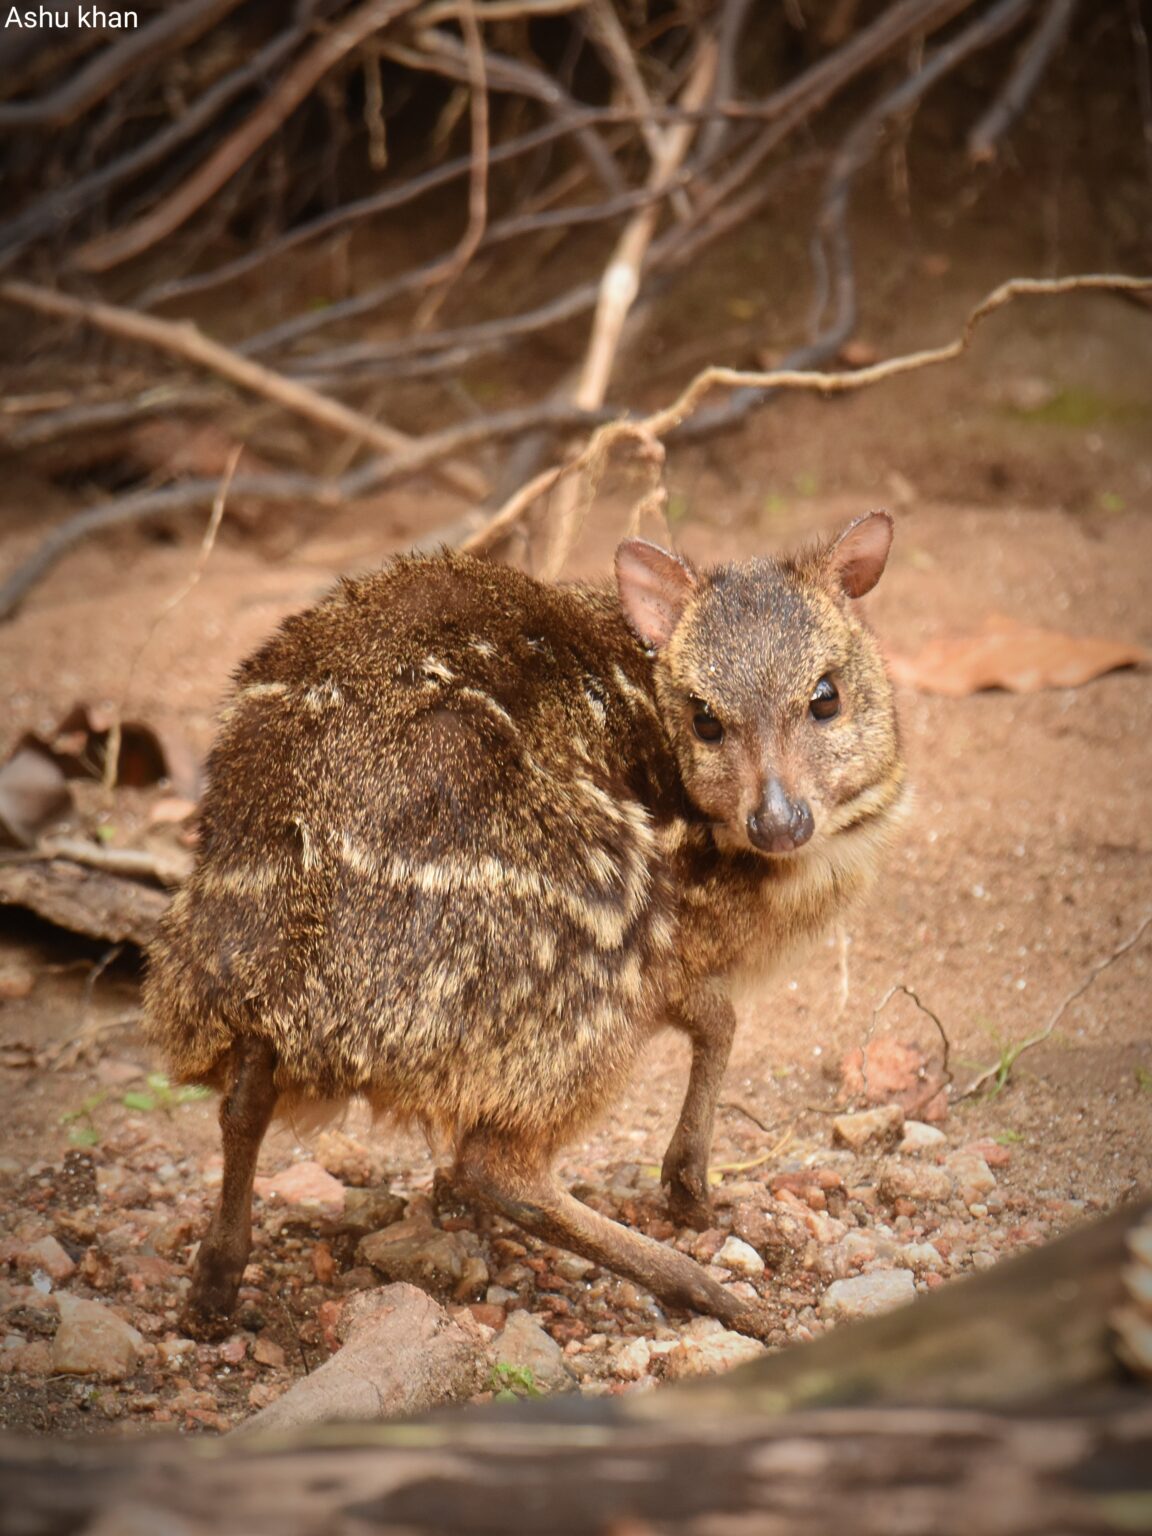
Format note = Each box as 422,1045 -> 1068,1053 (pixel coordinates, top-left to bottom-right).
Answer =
144,552 -> 680,1148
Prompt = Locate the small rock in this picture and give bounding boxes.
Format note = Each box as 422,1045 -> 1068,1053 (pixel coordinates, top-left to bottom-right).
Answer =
662,1318 -> 767,1381
357,1218 -> 477,1297
254,1161 -> 346,1216
691,1229 -> 727,1264
553,1254 -> 597,1282
253,1337 -> 286,1368
896,1241 -> 945,1272
732,1200 -> 808,1267
832,1104 -> 905,1152
820,1269 -> 916,1322
340,1186 -> 406,1237
217,1334 -> 249,1365
947,1151 -> 996,1204
877,1159 -> 955,1205
467,1303 -> 506,1331
156,1337 -> 196,1368
16,1236 -> 76,1284
486,1284 -> 518,1306
0,1340 -> 53,1376
899,1121 -> 947,1154
612,1336 -> 654,1381
453,1254 -> 490,1301
493,1310 -> 576,1395
51,1296 -> 143,1380
713,1236 -> 765,1279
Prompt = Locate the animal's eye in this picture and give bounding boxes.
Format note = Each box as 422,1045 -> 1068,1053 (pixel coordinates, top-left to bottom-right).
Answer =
809,676 -> 840,721
690,700 -> 724,743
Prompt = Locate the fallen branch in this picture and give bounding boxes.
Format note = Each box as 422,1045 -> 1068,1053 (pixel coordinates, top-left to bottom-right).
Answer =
462,271 -> 1152,553
0,1202 -> 1148,1535
958,912 -> 1152,1100
0,279 -> 486,500
0,0 -> 244,131
676,0 -> 1035,442
541,33 -> 717,576
968,0 -> 1078,162
0,12 -> 316,260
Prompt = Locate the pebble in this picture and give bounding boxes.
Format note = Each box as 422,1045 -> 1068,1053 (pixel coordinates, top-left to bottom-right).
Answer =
493,1310 -> 577,1394
877,1159 -> 955,1205
340,1186 -> 407,1237
252,1337 -> 286,1368
713,1236 -> 765,1279
15,1236 -> 76,1284
253,1161 -> 346,1216
51,1295 -> 144,1380
661,1317 -> 767,1380
832,1104 -> 905,1152
357,1218 -> 478,1296
899,1121 -> 947,1154
947,1152 -> 997,1204
896,1241 -> 945,1272
820,1269 -> 916,1321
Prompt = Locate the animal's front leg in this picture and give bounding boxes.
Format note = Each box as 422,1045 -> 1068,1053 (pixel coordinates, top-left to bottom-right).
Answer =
183,1037 -> 278,1338
661,988 -> 736,1229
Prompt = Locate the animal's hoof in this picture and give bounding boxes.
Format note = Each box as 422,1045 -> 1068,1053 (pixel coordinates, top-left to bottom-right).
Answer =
664,1170 -> 714,1231
179,1300 -> 235,1341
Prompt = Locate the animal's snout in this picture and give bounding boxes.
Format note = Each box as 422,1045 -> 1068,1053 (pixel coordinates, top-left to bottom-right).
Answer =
747,778 -> 814,854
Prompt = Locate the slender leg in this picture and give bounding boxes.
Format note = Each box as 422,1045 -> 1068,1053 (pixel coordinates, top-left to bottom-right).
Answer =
456,1129 -> 773,1342
661,989 -> 736,1229
183,1037 -> 279,1337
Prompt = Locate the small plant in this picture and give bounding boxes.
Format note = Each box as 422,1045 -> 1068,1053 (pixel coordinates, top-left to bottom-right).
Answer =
1134,1066 -> 1152,1095
995,1129 -> 1025,1146
490,1361 -> 543,1402
60,1092 -> 108,1147
120,1073 -> 210,1115
968,1018 -> 1029,1099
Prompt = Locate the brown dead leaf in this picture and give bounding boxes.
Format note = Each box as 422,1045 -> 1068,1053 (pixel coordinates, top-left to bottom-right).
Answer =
887,616 -> 1149,696
0,744 -> 72,847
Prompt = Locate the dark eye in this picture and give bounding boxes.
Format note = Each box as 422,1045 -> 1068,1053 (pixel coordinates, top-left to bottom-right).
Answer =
809,676 -> 840,721
691,700 -> 724,743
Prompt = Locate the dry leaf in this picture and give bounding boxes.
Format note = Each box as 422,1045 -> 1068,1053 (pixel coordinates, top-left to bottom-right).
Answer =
0,744 -> 72,847
888,616 -> 1149,696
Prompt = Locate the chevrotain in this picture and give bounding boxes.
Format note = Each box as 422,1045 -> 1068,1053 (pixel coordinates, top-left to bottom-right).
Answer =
145,512 -> 906,1339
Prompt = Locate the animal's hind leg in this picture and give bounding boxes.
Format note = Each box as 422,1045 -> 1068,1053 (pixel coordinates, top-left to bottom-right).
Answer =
455,1128 -> 773,1342
184,1037 -> 278,1336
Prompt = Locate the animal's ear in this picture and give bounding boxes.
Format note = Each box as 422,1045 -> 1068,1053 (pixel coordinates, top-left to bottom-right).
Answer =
615,538 -> 698,649
824,511 -> 893,598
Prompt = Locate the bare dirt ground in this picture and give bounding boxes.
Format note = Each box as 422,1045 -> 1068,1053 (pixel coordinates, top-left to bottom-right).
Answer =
1,139 -> 1150,1434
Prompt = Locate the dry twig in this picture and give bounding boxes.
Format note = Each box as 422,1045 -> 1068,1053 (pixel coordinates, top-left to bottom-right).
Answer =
0,279 -> 486,500
463,272 -> 1152,555
71,0 -> 425,273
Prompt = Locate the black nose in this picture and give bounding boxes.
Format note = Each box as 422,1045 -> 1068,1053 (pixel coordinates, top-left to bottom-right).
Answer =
747,780 -> 814,854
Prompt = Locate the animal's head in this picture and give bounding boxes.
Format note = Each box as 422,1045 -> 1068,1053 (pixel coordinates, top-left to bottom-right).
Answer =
615,513 -> 902,859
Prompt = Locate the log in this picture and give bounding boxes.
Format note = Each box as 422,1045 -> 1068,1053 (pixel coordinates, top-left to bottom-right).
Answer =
0,1200 -> 1147,1536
